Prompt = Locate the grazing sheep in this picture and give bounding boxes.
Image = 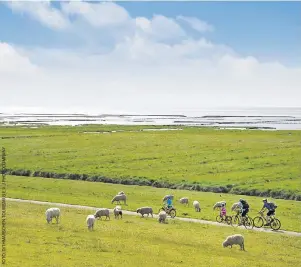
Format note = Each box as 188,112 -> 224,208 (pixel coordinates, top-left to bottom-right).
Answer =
193,200 -> 201,212
179,197 -> 189,206
136,207 -> 153,217
113,205 -> 123,219
222,234 -> 245,251
162,195 -> 174,202
158,211 -> 167,223
86,215 -> 96,230
45,207 -> 60,224
94,208 -> 110,220
118,191 -> 125,195
213,201 -> 226,210
111,194 -> 127,205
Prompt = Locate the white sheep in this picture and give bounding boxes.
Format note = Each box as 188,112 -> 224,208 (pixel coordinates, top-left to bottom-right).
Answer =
136,207 -> 153,217
193,200 -> 201,212
118,191 -> 125,195
158,211 -> 167,223
113,205 -> 123,219
162,195 -> 174,202
179,197 -> 189,206
213,201 -> 226,210
94,208 -> 110,220
45,207 -> 60,224
86,215 -> 96,230
111,194 -> 127,205
222,234 -> 245,251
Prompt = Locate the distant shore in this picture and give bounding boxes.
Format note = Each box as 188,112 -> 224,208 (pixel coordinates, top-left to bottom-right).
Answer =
1,110 -> 301,130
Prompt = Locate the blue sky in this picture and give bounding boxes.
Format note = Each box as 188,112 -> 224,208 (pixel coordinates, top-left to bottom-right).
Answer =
1,1 -> 300,66
0,1 -> 300,113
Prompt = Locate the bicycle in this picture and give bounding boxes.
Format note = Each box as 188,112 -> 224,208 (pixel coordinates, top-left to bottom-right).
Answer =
253,211 -> 281,231
231,210 -> 254,229
216,214 -> 232,225
158,206 -> 176,218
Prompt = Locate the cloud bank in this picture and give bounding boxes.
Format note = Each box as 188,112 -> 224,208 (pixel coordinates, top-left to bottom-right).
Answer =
1,1 -> 300,114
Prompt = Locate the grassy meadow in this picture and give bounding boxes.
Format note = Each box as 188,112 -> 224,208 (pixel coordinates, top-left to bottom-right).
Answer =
6,175 -> 301,232
1,125 -> 301,200
5,201 -> 301,267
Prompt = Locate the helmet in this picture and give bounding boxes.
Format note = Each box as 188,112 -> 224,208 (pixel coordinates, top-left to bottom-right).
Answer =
239,198 -> 243,202
263,198 -> 267,202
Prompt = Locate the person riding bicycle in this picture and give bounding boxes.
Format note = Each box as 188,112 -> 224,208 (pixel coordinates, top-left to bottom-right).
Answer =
220,203 -> 227,217
239,198 -> 249,223
260,198 -> 277,226
164,197 -> 173,211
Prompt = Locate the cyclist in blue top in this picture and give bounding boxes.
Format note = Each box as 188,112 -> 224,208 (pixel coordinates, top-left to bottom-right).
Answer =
165,197 -> 173,210
260,199 -> 277,226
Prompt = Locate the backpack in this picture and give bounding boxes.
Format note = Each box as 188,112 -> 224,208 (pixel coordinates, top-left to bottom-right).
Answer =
269,202 -> 278,209
240,200 -> 249,209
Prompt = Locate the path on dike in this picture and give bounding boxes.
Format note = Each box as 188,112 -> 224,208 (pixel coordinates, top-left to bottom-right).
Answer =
6,198 -> 301,237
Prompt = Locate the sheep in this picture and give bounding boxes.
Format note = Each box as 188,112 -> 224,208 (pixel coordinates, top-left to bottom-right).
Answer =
113,205 -> 123,219
111,194 -> 127,205
118,191 -> 125,195
162,195 -> 174,202
136,207 -> 153,218
45,207 -> 60,224
222,234 -> 245,251
193,200 -> 201,212
179,197 -> 189,206
94,208 -> 110,220
86,215 -> 96,230
213,201 -> 226,210
158,211 -> 167,223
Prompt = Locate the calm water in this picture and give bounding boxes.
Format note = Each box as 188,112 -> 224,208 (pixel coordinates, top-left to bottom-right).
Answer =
1,107 -> 301,130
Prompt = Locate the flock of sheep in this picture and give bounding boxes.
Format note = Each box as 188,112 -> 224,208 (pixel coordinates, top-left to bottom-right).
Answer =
45,192 -> 245,251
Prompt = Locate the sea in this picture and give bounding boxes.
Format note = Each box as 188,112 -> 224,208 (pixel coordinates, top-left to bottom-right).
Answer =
0,107 -> 301,130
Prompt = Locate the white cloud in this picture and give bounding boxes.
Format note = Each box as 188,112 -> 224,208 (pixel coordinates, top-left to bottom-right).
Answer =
1,2 -> 300,114
7,1 -> 70,30
61,1 -> 130,28
136,15 -> 186,42
177,15 -> 214,33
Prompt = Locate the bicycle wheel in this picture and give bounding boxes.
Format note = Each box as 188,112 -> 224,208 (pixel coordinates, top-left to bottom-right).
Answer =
232,215 -> 241,227
225,216 -> 232,225
253,216 -> 264,228
169,209 -> 176,218
270,218 -> 281,231
216,215 -> 223,223
244,217 -> 254,230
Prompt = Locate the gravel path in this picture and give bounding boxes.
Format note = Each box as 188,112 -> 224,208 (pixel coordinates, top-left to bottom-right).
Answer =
6,197 -> 301,237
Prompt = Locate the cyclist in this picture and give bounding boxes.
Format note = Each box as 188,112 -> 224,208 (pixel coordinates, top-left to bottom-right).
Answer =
164,196 -> 173,211
260,198 -> 277,226
239,198 -> 250,223
220,203 -> 227,218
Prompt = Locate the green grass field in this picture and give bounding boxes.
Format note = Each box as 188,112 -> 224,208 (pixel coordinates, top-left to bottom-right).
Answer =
6,201 -> 301,267
1,125 -> 301,199
6,175 -> 301,232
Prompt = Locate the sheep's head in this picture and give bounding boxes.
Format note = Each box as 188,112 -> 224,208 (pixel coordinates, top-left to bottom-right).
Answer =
222,240 -> 229,248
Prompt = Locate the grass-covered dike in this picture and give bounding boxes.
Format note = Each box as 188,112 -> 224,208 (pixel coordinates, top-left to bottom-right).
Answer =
4,168 -> 301,201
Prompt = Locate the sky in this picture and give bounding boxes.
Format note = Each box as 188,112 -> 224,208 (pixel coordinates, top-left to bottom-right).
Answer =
0,1 -> 300,114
